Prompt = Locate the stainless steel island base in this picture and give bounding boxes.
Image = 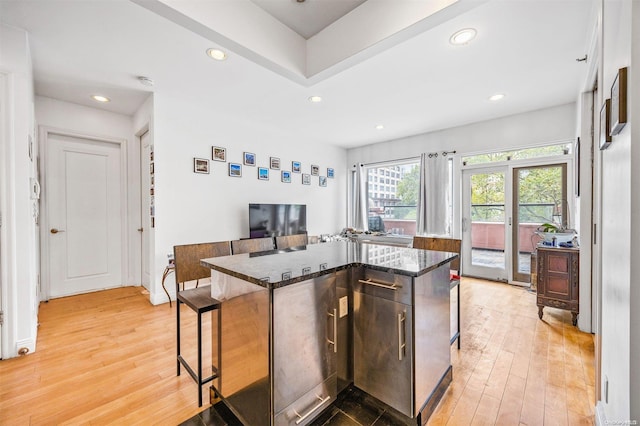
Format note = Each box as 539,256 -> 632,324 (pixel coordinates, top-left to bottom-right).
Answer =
211,272 -> 337,426
203,241 -> 456,426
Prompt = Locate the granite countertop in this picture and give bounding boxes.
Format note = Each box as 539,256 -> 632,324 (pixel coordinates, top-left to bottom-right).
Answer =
201,240 -> 457,289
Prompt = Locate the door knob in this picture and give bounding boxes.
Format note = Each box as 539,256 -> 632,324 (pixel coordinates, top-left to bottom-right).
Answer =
50,228 -> 65,234
137,228 -> 143,232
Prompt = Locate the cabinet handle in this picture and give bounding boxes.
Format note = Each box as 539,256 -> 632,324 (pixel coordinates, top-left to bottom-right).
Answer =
358,278 -> 398,291
398,311 -> 406,361
327,309 -> 337,353
294,395 -> 331,425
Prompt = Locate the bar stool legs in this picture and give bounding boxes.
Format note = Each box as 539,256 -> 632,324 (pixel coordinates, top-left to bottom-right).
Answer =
176,285 -> 221,407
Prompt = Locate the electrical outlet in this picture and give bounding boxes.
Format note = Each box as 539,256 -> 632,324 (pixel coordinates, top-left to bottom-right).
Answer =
339,296 -> 348,318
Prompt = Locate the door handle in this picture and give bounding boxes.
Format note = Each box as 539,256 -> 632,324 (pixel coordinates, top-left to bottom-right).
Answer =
327,309 -> 338,353
398,311 -> 406,361
137,228 -> 143,232
50,228 -> 65,234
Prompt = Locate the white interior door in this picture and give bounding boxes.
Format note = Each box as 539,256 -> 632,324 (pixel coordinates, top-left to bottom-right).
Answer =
47,134 -> 123,298
139,131 -> 150,289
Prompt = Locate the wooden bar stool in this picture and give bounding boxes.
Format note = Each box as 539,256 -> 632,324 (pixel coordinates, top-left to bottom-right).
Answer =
174,241 -> 231,406
274,233 -> 308,250
230,236 -> 275,254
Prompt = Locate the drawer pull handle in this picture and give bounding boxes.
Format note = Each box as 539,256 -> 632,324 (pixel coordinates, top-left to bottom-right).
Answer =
294,395 -> 331,424
398,311 -> 406,361
327,309 -> 338,353
358,278 -> 398,291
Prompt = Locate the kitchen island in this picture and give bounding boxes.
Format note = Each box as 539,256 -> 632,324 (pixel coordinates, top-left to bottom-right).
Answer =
201,241 -> 455,426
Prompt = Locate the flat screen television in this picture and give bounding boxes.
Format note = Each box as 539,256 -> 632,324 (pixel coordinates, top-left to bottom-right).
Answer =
249,203 -> 307,238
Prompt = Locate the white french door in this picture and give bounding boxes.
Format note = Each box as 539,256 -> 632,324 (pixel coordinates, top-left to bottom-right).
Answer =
46,133 -> 123,298
462,162 -> 569,284
462,167 -> 510,282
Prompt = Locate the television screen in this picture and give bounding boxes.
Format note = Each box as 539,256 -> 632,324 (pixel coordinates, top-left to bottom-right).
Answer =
249,204 -> 307,238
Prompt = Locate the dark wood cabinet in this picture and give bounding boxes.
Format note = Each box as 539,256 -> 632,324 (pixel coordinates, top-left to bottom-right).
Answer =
536,246 -> 579,326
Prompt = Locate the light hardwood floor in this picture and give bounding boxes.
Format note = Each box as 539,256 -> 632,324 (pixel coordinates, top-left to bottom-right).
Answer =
428,277 -> 595,426
0,278 -> 595,425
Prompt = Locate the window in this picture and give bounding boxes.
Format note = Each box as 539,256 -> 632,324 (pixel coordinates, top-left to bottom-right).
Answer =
462,143 -> 571,166
365,159 -> 420,235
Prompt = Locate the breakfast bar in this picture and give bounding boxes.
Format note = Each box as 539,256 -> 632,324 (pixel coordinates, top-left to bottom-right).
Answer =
201,241 -> 456,426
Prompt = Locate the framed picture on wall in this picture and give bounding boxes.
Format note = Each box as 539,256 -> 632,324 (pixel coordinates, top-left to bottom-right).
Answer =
292,161 -> 301,173
229,162 -> 242,177
243,152 -> 256,166
327,168 -> 335,178
610,67 -> 628,136
319,176 -> 327,187
302,173 -> 311,185
270,157 -> 281,170
311,164 -> 319,176
258,167 -> 269,181
599,99 -> 612,150
212,146 -> 226,162
194,158 -> 209,174
281,170 -> 291,183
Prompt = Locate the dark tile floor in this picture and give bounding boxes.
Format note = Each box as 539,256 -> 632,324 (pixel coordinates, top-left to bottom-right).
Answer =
180,387 -> 415,426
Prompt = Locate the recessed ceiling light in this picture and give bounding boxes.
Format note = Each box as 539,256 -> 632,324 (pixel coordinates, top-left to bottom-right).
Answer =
450,28 -> 477,45
91,95 -> 110,103
308,96 -> 322,103
489,93 -> 505,101
376,124 -> 384,130
206,48 -> 227,61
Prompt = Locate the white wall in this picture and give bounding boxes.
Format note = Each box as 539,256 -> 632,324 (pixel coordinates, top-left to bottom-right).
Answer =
0,24 -> 37,358
34,97 -> 140,291
347,103 -> 577,165
150,93 -> 347,304
597,0 -> 638,422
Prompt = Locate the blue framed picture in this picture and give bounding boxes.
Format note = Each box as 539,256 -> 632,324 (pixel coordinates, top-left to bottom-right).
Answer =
292,161 -> 301,173
258,167 -> 269,180
327,168 -> 334,178
281,170 -> 291,183
319,176 -> 327,187
243,152 -> 256,166
229,163 -> 242,177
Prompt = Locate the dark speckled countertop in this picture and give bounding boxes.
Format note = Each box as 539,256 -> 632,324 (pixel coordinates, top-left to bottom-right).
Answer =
201,240 -> 457,289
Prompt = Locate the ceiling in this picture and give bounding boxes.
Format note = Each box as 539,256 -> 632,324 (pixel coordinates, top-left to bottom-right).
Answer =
250,0 -> 367,39
0,0 -> 595,149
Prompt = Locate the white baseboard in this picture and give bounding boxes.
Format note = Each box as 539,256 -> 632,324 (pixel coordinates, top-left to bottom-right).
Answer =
595,401 -> 607,426
149,289 -> 174,306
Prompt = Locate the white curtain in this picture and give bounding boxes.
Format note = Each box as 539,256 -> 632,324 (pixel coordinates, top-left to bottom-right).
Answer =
352,164 -> 369,231
416,153 -> 451,236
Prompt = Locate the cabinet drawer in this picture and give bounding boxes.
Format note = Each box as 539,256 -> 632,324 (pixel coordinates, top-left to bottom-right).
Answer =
353,268 -> 412,304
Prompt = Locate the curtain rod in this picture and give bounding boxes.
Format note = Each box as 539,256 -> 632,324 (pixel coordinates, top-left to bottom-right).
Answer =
427,150 -> 457,158
353,156 -> 419,168
354,151 -> 457,167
